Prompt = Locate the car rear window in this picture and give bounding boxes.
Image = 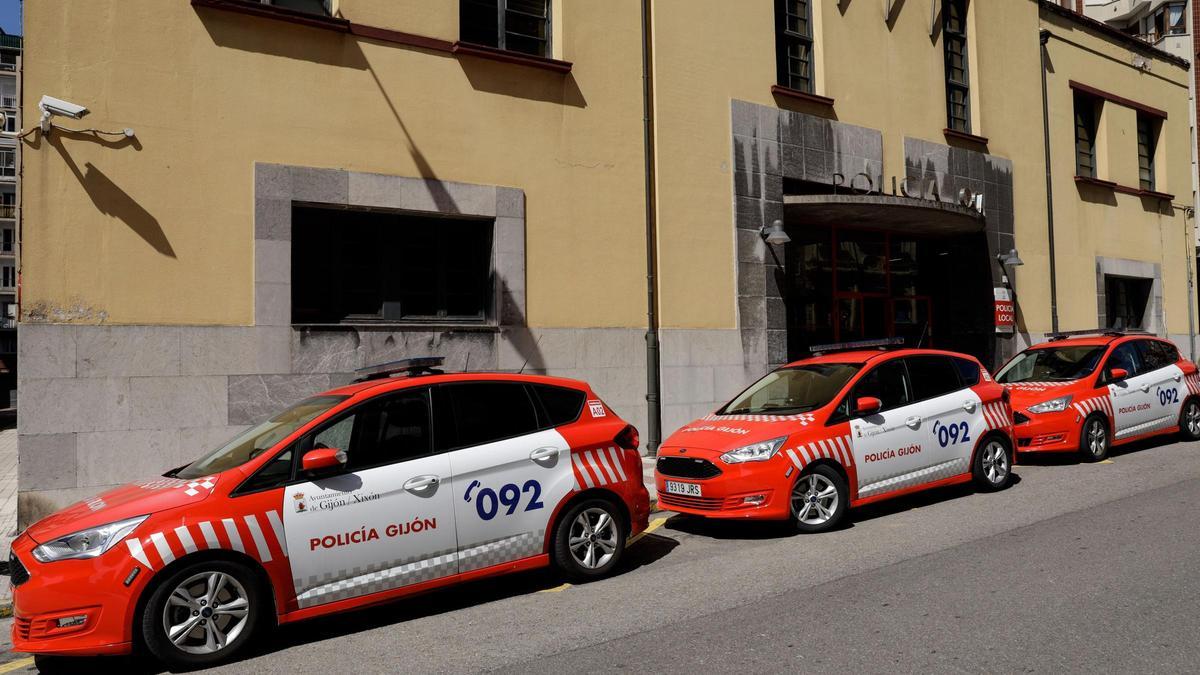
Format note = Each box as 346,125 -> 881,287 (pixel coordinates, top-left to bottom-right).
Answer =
532,384 -> 586,427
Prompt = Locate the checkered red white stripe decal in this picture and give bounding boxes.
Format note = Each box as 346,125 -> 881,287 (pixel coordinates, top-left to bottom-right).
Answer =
125,511 -> 287,571
1184,372 -> 1200,397
783,434 -> 855,474
1071,394 -> 1113,420
134,475 -> 219,498
1004,381 -> 1072,393
980,400 -> 1011,430
703,413 -> 817,425
571,447 -> 630,490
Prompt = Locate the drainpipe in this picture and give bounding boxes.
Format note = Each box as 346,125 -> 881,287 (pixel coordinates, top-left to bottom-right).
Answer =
640,0 -> 662,456
1186,207 -> 1197,360
1039,28 -> 1060,335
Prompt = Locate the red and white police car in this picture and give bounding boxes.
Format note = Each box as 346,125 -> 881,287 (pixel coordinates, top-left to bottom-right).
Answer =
995,330 -> 1200,460
655,340 -> 1016,532
9,358 -> 649,667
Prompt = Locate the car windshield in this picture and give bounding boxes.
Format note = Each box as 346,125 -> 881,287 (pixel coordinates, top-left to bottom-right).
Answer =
719,363 -> 861,415
175,395 -> 348,479
996,346 -> 1106,383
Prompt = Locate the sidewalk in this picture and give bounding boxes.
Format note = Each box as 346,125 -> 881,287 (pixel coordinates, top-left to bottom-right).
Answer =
641,454 -> 657,503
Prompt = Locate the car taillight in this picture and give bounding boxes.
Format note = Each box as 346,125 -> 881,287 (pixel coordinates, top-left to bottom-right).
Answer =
615,425 -> 639,451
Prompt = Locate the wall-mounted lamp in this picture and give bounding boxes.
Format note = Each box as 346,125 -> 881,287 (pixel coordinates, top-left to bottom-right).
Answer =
761,219 -> 791,245
996,249 -> 1024,267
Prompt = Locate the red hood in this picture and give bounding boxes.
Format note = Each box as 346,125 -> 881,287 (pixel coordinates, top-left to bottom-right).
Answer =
25,474 -> 222,544
1004,380 -> 1079,407
663,412 -> 818,452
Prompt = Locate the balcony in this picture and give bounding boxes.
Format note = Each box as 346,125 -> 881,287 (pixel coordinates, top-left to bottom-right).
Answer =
0,205 -> 12,219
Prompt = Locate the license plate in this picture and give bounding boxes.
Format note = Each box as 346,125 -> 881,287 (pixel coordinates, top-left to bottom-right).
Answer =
664,480 -> 702,497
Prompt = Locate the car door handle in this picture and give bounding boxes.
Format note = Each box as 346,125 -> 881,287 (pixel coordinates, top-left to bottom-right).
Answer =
403,475 -> 440,493
530,446 -> 559,461
905,416 -> 922,429
962,401 -> 976,413
1141,384 -> 1151,393
1174,374 -> 1182,382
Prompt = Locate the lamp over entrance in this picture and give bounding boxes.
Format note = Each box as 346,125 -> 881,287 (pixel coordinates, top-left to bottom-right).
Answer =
761,219 -> 791,245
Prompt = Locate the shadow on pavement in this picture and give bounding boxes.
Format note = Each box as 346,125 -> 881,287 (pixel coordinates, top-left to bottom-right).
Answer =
1016,432 -> 1180,466
29,534 -> 679,674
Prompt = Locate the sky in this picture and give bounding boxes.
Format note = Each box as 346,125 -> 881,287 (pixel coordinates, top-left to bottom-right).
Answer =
0,0 -> 18,36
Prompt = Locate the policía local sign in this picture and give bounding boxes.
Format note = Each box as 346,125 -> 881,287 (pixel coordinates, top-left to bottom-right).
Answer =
994,287 -> 1014,333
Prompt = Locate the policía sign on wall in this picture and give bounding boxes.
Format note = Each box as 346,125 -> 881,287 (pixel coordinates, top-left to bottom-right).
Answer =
994,287 -> 1014,333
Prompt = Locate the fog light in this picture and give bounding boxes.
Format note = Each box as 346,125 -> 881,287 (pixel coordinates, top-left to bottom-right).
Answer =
742,494 -> 766,505
56,615 -> 86,629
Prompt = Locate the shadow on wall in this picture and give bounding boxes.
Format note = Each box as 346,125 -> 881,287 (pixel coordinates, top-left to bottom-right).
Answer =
498,277 -> 544,372
458,56 -> 587,108
42,131 -> 176,258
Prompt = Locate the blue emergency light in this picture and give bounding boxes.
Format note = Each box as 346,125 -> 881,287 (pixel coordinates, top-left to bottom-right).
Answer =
353,357 -> 446,382
808,337 -> 905,355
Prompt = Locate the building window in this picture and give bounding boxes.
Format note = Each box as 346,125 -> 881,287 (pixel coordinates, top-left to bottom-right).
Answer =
1105,275 -> 1152,330
943,0 -> 970,133
1137,114 -> 1159,192
291,206 -> 494,325
0,150 -> 13,178
775,0 -> 815,93
1,229 -> 11,253
0,265 -> 12,289
259,0 -> 331,16
460,0 -> 550,58
0,81 -> 14,109
2,116 -> 13,133
1074,93 -> 1098,178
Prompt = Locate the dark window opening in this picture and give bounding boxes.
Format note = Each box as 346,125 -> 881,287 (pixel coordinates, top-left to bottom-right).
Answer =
1105,275 -> 1152,331
775,0 -> 814,93
460,0 -> 550,58
264,0 -> 331,16
943,0 -> 971,133
292,206 -> 493,325
1075,93 -> 1099,178
1137,113 -> 1159,192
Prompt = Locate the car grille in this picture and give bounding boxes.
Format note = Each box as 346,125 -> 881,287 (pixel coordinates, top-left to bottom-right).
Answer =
14,617 -> 30,640
1013,411 -> 1031,425
8,551 -> 28,586
658,493 -> 725,511
657,456 -> 722,479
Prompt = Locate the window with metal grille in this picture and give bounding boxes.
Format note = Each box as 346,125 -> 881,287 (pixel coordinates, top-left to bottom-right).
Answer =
943,0 -> 970,133
460,0 -> 550,58
1137,113 -> 1158,192
1074,93 -> 1098,178
291,206 -> 494,325
775,0 -> 814,93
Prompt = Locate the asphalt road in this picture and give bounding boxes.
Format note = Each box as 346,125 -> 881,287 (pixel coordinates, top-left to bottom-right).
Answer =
2,436 -> 1200,673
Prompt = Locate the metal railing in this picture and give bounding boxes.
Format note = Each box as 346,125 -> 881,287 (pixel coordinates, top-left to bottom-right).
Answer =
0,205 -> 14,219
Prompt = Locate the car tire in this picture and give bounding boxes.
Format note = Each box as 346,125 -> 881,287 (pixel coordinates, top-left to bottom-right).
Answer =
141,559 -> 264,669
1180,398 -> 1200,441
972,436 -> 1013,491
553,498 -> 627,582
790,464 -> 849,534
1079,414 -> 1110,462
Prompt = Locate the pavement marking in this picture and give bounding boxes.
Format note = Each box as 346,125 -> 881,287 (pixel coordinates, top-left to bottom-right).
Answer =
540,583 -> 572,594
629,516 -> 668,546
0,657 -> 34,673
1099,459 -> 1114,464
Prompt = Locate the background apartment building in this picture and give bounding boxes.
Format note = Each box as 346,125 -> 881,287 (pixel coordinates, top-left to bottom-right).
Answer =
0,29 -> 16,410
14,0 -> 1198,520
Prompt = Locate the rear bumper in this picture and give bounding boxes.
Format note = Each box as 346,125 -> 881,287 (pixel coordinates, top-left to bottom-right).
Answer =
653,452 -> 792,521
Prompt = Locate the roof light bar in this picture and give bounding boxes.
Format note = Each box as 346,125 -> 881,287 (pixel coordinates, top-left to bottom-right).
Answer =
1046,328 -> 1150,341
353,357 -> 446,382
808,337 -> 905,355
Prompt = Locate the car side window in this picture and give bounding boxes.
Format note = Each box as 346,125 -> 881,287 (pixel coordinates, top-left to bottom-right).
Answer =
1137,340 -> 1177,373
238,446 -> 296,494
952,357 -> 981,387
531,384 -> 586,427
313,413 -> 356,453
348,388 -> 433,472
906,355 -> 964,401
440,382 -> 541,450
852,359 -> 911,413
1105,342 -> 1143,378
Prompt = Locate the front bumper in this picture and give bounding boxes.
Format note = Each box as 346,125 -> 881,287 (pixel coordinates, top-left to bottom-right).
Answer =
1012,408 -> 1081,454
10,532 -> 141,656
654,450 -> 792,520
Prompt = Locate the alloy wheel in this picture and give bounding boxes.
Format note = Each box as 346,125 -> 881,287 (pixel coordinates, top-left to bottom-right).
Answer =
981,440 -> 1009,485
1087,419 -> 1107,457
791,473 -> 839,526
162,571 -> 251,655
569,507 -> 618,570
1186,402 -> 1200,436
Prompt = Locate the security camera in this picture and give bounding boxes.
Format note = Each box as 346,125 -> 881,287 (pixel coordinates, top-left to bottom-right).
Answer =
39,95 -> 89,119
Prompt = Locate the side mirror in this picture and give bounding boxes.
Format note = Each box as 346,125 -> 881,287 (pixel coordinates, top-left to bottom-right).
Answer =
302,447 -> 347,474
1108,367 -> 1129,381
855,396 -> 882,415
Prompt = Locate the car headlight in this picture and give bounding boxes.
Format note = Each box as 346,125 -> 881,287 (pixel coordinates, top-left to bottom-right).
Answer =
1027,395 -> 1072,414
32,515 -> 149,563
720,436 -> 787,464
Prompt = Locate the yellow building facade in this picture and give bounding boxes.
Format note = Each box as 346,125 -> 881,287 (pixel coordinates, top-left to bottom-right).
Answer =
15,0 -> 1196,515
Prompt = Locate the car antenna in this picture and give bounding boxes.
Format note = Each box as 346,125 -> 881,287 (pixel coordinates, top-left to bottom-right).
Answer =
916,321 -> 928,348
518,334 -> 544,374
